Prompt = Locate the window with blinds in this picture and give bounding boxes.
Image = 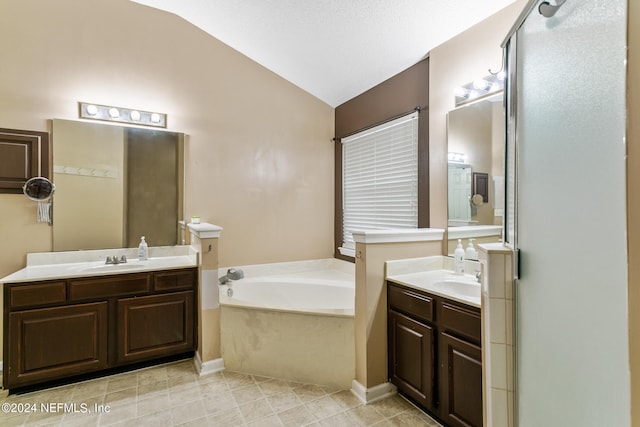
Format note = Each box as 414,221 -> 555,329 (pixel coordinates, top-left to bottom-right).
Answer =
340,112 -> 419,255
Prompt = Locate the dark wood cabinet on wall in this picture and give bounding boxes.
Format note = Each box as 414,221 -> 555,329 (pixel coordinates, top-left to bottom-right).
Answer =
0,128 -> 50,194
388,281 -> 482,427
3,268 -> 197,390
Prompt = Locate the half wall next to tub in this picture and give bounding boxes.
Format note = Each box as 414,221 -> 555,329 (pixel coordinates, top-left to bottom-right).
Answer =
219,259 -> 355,388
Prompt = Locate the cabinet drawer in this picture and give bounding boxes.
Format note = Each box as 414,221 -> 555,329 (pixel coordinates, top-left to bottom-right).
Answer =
441,302 -> 481,343
388,283 -> 433,324
9,281 -> 67,308
69,274 -> 150,301
154,269 -> 196,291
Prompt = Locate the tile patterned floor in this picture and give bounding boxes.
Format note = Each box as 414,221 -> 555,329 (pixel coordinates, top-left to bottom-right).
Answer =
0,359 -> 442,426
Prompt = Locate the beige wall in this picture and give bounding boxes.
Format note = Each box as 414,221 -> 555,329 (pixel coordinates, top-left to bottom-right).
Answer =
52,120 -> 125,250
0,0 -> 334,273
354,240 -> 443,388
628,1 -> 640,424
428,0 -> 527,243
0,0 -> 334,363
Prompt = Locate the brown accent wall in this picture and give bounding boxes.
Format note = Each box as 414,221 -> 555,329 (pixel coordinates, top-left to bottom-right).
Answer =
334,60 -> 430,259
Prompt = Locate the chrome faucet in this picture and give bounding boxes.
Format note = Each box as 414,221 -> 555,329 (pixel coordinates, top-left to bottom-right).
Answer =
218,268 -> 244,284
226,268 -> 244,280
106,255 -> 127,265
475,270 -> 482,283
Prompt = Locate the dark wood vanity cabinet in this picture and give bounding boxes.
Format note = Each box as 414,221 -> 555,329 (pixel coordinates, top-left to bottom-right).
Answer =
440,331 -> 482,427
388,281 -> 482,427
117,291 -> 194,364
388,285 -> 437,412
3,268 -> 197,390
7,302 -> 109,388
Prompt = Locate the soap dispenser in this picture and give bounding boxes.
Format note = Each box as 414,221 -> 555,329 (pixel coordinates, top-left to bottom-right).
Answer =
465,239 -> 477,260
454,239 -> 465,274
138,236 -> 148,260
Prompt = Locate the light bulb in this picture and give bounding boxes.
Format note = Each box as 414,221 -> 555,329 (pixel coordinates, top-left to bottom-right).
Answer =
130,110 -> 141,121
473,79 -> 489,90
454,86 -> 468,98
86,104 -> 98,116
108,108 -> 120,118
150,113 -> 161,123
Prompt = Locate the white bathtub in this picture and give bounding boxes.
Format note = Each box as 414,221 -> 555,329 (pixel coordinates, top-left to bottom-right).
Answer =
218,258 -> 355,387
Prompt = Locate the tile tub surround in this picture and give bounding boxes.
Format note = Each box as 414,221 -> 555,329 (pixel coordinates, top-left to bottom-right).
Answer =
0,359 -> 443,426
0,246 -> 198,283
219,258 -> 356,389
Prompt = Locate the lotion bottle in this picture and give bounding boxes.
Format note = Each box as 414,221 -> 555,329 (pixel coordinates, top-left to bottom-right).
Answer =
465,239 -> 477,260
138,236 -> 148,260
454,239 -> 465,274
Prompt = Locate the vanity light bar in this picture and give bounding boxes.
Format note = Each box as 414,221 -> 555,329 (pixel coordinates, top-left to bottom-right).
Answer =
454,72 -> 505,107
79,102 -> 167,128
448,152 -> 467,163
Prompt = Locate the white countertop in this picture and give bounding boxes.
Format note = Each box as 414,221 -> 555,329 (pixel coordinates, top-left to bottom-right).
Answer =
385,256 -> 481,308
1,246 -> 198,284
386,270 -> 480,308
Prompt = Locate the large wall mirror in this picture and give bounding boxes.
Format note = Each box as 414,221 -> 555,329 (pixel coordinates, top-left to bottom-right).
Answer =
446,93 -> 504,254
52,119 -> 185,251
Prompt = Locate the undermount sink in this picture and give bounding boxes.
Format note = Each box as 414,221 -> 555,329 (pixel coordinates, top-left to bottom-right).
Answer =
430,278 -> 480,298
386,269 -> 481,307
81,263 -> 146,273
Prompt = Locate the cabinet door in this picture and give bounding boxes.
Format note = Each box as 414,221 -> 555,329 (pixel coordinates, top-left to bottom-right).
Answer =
7,302 -> 108,388
388,309 -> 436,411
117,291 -> 194,364
0,128 -> 49,194
440,332 -> 483,427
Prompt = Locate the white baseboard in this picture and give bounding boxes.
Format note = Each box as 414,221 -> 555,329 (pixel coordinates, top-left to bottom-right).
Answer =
193,352 -> 225,376
351,379 -> 397,404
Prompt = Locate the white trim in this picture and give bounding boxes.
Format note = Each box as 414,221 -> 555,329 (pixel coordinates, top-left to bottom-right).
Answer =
351,228 -> 444,244
447,225 -> 503,239
351,379 -> 397,404
188,222 -> 223,239
193,352 -> 225,376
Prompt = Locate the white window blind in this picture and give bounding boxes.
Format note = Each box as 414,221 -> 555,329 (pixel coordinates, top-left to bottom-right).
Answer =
341,112 -> 419,254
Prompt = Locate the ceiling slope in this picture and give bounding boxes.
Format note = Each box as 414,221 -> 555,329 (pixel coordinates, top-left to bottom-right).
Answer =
131,0 -> 518,107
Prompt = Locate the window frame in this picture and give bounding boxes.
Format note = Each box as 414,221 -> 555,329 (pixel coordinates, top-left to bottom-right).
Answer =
334,109 -> 429,262
339,112 -> 420,257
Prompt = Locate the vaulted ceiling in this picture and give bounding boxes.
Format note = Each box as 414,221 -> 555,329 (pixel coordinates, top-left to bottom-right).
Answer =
131,0 -> 518,107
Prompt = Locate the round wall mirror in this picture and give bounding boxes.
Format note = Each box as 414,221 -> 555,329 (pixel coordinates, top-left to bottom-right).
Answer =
23,176 -> 55,201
